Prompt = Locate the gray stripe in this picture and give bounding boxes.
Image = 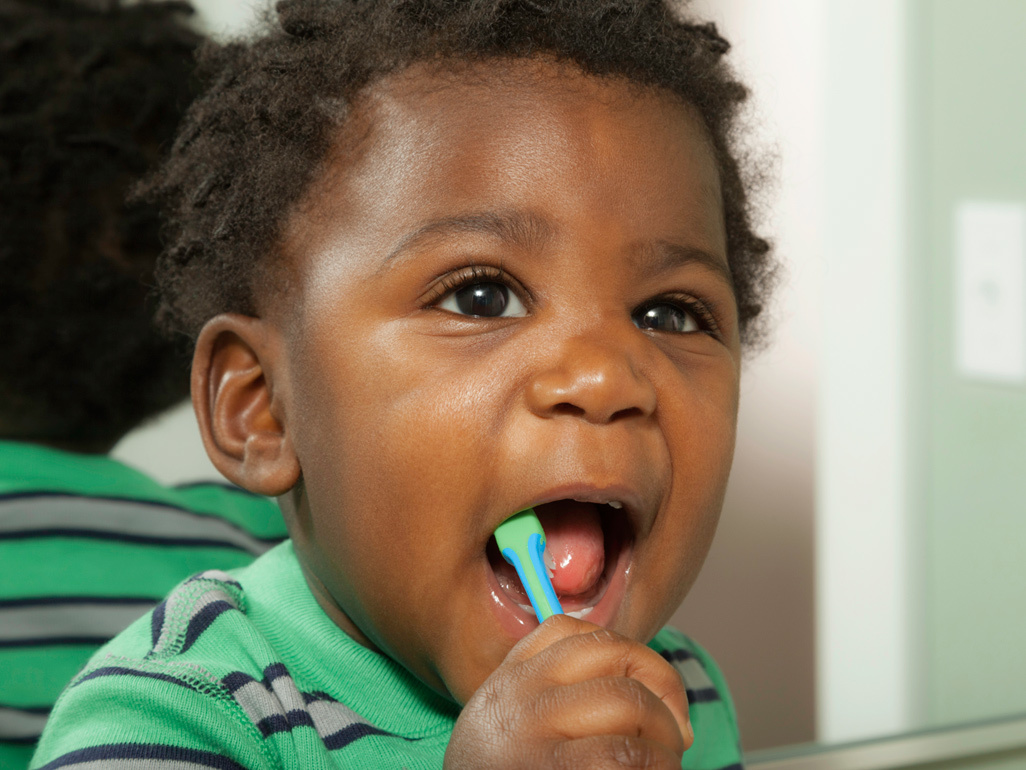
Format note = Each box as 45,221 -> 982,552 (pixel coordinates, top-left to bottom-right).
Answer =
674,657 -> 715,691
230,672 -> 371,740
152,579 -> 240,656
191,570 -> 239,586
230,679 -> 287,726
0,497 -> 271,554
0,706 -> 48,740
0,603 -> 152,643
188,587 -> 235,622
307,699 -> 368,739
152,585 -> 188,656
267,671 -> 306,714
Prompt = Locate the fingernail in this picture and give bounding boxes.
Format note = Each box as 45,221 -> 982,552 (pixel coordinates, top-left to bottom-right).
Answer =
686,720 -> 695,742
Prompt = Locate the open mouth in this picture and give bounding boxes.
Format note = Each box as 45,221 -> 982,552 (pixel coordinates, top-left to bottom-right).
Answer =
486,499 -> 634,623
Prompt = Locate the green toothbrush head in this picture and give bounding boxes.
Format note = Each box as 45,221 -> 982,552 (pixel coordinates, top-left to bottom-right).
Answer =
494,508 -> 563,622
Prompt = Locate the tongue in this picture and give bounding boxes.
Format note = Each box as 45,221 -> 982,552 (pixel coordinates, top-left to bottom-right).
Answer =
535,501 -> 606,597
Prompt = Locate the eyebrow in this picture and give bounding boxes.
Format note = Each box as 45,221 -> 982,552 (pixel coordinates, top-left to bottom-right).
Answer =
384,210 -> 553,264
649,240 -> 735,293
383,209 -> 734,292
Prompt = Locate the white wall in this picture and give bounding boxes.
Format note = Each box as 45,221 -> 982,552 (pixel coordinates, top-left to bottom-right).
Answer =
672,0 -> 823,750
188,0 -> 263,37
111,402 -> 220,484
817,0 -> 913,743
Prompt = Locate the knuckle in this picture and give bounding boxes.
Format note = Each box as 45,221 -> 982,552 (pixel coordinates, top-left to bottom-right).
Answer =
606,736 -> 671,768
616,675 -> 652,718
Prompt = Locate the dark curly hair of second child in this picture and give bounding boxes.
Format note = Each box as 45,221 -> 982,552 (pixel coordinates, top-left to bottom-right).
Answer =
0,0 -> 202,452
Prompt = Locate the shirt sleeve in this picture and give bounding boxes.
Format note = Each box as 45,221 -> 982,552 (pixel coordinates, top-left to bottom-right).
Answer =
648,626 -> 745,770
30,657 -> 274,770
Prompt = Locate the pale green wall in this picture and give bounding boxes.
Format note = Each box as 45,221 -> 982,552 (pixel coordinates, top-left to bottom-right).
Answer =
912,0 -> 1026,726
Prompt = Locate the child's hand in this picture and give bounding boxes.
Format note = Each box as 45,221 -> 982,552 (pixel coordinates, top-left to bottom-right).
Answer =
445,615 -> 693,769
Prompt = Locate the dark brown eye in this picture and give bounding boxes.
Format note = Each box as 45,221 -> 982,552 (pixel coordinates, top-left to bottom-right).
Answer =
440,282 -> 527,318
633,303 -> 699,333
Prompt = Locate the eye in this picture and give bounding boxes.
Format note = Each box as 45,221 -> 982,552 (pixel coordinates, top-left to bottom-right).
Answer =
438,281 -> 527,318
632,301 -> 702,334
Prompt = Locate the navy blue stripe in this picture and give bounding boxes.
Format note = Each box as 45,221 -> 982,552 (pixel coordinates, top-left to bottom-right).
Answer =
0,490 -> 283,543
687,687 -> 721,704
302,689 -> 336,704
322,722 -> 401,750
35,742 -> 246,770
150,599 -> 166,649
714,764 -> 744,770
0,635 -> 109,649
659,648 -> 697,664
221,671 -> 257,695
180,600 -> 235,653
0,595 -> 160,609
222,669 -> 335,709
74,666 -> 199,692
255,708 -> 316,737
0,703 -> 50,713
263,662 -> 290,682
0,528 -> 259,551
320,726 -> 408,751
256,712 -> 291,737
222,665 -> 292,695
2,735 -> 40,745
173,481 -> 265,499
284,709 -> 315,730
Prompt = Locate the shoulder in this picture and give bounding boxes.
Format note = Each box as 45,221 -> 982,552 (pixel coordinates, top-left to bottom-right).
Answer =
31,570 -> 276,770
648,627 -> 745,770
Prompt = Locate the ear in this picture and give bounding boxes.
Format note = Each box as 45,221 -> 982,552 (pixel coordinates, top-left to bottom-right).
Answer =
191,314 -> 300,496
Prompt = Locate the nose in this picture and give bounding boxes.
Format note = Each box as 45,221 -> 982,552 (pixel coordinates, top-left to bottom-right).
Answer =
525,335 -> 657,424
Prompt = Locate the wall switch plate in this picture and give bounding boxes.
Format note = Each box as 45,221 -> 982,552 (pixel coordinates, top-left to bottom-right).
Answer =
955,201 -> 1026,383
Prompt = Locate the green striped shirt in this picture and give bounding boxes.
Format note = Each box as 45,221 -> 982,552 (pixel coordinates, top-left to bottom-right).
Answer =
0,440 -> 287,770
31,542 -> 744,769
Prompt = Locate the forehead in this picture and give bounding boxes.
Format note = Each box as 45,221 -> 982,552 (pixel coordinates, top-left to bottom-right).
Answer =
282,57 -> 726,282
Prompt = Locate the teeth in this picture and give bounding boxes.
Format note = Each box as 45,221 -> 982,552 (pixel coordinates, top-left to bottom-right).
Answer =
517,603 -> 534,613
543,548 -> 556,577
566,607 -> 594,619
608,501 -> 623,509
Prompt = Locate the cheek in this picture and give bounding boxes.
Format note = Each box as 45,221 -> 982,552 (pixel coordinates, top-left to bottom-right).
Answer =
635,363 -> 738,606
286,324 -> 517,555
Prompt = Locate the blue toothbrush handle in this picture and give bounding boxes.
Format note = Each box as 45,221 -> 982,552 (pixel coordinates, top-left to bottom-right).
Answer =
495,509 -> 563,622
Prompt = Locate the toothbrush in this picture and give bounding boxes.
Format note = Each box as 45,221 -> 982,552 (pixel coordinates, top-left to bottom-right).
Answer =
494,508 -> 563,622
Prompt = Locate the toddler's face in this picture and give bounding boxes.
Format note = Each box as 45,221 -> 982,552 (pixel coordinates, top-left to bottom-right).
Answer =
272,59 -> 740,705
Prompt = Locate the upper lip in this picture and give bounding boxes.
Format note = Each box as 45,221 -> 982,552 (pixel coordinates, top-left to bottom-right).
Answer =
499,482 -> 653,539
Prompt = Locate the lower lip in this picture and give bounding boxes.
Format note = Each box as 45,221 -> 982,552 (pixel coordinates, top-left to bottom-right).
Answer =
485,539 -> 633,640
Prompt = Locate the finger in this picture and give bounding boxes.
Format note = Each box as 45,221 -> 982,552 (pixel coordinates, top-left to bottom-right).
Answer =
502,613 -> 602,664
535,675 -> 686,757
549,734 -> 683,770
518,625 -> 692,746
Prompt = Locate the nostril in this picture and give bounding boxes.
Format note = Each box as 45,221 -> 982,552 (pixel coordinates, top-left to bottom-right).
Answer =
610,406 -> 645,422
552,402 -> 585,417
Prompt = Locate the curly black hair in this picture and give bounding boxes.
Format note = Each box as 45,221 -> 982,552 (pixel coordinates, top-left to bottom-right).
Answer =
147,0 -> 774,346
0,0 -> 202,450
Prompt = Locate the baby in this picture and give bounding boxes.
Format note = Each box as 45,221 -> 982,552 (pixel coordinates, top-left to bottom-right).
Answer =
32,1 -> 774,768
